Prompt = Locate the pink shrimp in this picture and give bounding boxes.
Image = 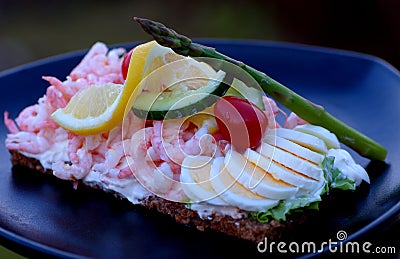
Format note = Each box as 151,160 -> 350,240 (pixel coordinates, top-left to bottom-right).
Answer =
90,111 -> 145,181
52,151 -> 92,181
262,96 -> 282,129
85,133 -> 108,163
70,42 -> 109,80
126,128 -> 187,202
4,111 -> 19,134
70,42 -> 124,84
6,127 -> 67,155
121,111 -> 146,140
128,128 -> 168,187
94,139 -> 135,189
151,120 -> 217,166
118,166 -> 133,179
97,157 -> 136,190
48,112 -> 142,182
6,126 -> 68,154
42,76 -> 82,109
45,85 -> 68,111
263,96 -> 280,117
93,141 -> 125,173
261,96 -> 309,129
5,131 -> 51,154
15,98 -> 58,132
66,133 -> 84,164
284,112 -> 308,129
151,120 -> 183,163
52,134 -> 93,181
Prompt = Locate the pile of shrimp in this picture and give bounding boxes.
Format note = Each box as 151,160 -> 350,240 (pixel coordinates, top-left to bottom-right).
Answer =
4,42 -> 132,183
3,42 -> 307,200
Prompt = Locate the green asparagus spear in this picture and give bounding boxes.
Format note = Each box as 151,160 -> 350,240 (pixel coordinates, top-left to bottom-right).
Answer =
134,17 -> 387,161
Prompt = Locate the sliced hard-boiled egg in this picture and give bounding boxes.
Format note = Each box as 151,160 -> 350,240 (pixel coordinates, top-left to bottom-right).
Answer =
209,157 -> 278,211
268,128 -> 329,154
223,149 -> 298,200
263,135 -> 324,165
294,124 -> 340,149
244,148 -> 322,191
256,142 -> 324,181
180,156 -> 228,205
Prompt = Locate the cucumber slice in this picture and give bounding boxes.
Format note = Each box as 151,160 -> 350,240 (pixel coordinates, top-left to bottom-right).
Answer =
132,70 -> 228,120
225,78 -> 265,110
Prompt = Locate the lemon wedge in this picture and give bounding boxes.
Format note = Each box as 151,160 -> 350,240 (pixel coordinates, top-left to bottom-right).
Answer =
51,83 -> 124,135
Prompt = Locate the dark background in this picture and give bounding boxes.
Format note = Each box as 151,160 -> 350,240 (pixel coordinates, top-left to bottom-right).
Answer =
1,0 -> 400,71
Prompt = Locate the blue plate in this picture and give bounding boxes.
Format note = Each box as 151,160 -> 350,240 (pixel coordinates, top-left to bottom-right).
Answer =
0,40 -> 399,258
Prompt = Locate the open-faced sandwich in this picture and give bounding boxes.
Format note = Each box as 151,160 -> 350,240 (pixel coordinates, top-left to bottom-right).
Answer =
3,18 -> 386,242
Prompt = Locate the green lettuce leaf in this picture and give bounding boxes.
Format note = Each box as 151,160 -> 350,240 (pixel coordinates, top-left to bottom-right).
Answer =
251,156 -> 358,223
250,196 -> 320,223
322,156 -> 356,191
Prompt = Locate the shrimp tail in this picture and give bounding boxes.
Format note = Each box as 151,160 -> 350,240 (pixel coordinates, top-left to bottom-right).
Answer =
4,111 -> 20,134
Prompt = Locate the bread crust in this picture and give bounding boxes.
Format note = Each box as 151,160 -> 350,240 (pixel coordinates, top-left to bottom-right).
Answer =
9,150 -> 314,242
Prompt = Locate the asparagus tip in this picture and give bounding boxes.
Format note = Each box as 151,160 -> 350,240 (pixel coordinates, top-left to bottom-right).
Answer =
133,17 -> 192,51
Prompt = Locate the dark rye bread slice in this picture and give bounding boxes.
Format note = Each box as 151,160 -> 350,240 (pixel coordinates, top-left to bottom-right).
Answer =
9,149 -> 315,243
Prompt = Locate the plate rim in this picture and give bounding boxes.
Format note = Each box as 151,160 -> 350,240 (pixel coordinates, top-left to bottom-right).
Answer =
2,38 -> 400,78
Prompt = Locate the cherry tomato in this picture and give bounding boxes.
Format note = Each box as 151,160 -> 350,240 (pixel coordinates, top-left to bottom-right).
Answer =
214,96 -> 268,150
121,48 -> 134,80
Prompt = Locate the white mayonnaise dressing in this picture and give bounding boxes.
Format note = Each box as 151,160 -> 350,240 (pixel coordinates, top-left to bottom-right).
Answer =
21,141 -> 151,204
83,170 -> 151,204
326,149 -> 370,186
188,203 -> 247,220
21,139 -> 69,170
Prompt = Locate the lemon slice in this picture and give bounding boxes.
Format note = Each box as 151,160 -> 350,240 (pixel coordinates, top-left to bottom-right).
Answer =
126,41 -> 180,92
51,83 -> 125,135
